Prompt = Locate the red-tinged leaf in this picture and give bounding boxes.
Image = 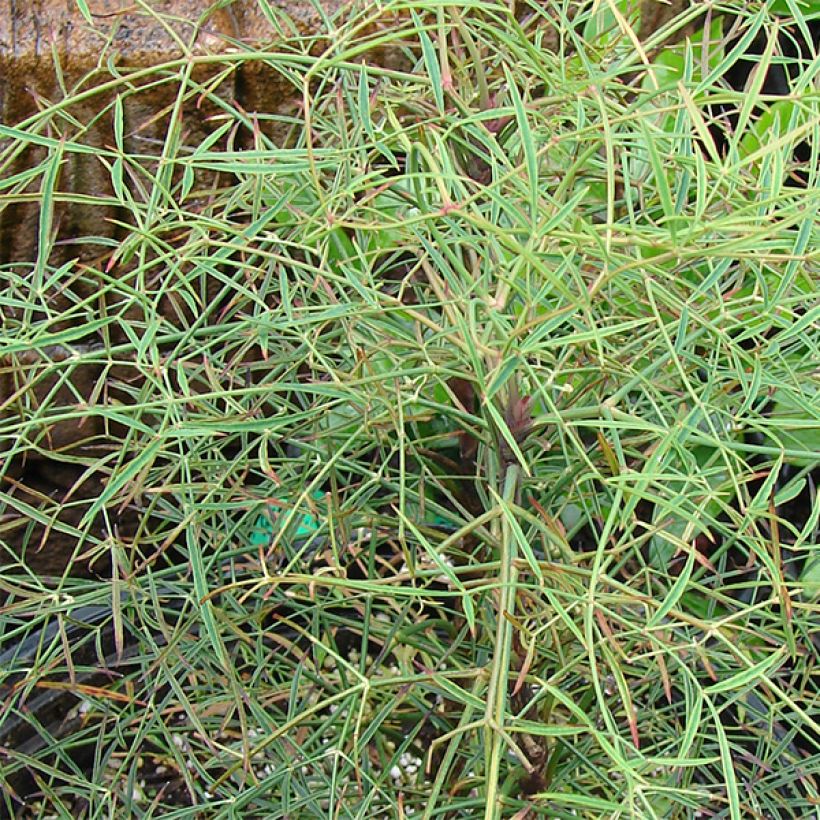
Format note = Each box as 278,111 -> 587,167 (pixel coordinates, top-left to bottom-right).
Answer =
693,546 -> 716,573
780,585 -> 792,622
697,646 -> 718,681
596,431 -> 620,476
595,608 -> 622,653
657,652 -> 672,704
33,680 -> 146,706
629,707 -> 640,749
513,637 -> 536,697
505,393 -> 533,442
528,495 -> 567,539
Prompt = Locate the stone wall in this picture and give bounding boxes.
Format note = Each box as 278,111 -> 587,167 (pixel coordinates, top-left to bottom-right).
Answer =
0,0 -> 343,266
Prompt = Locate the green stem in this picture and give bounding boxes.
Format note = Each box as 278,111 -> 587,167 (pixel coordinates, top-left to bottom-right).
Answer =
484,463 -> 521,820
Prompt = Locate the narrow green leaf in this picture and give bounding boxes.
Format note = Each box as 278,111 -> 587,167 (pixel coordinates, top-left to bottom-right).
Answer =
532,792 -> 623,812
774,475 -> 807,507
79,438 -> 162,529
411,10 -> 444,115
705,649 -> 785,695
484,400 -> 531,476
706,697 -> 741,820
399,511 -> 475,632
649,547 -> 695,627
484,356 -> 520,401
74,0 -> 94,25
638,119 -> 674,229
504,65 -> 537,223
35,139 -> 65,284
113,94 -> 124,153
358,63 -> 375,140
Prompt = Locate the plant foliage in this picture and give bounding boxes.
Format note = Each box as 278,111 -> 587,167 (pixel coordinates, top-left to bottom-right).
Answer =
0,0 -> 818,817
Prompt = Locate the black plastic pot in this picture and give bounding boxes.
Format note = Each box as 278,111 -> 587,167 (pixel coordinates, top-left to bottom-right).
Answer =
0,602 -> 134,817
